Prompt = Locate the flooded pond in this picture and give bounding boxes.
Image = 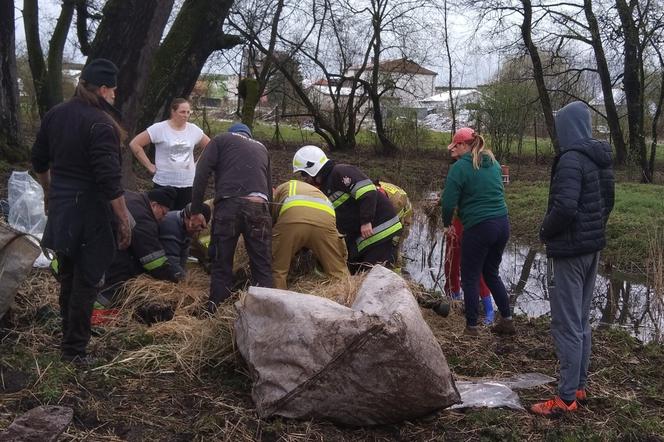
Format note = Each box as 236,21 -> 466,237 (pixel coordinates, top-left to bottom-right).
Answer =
404,213 -> 664,344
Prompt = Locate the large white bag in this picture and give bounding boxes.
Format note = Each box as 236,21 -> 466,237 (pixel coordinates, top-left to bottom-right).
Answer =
234,265 -> 460,425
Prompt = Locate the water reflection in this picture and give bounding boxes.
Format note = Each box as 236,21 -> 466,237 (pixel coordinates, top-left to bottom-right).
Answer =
404,213 -> 663,343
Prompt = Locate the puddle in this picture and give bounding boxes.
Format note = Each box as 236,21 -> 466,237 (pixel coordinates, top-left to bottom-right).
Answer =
404,212 -> 663,343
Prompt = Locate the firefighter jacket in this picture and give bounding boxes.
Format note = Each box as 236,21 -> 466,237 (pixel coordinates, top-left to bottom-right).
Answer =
319,161 -> 402,254
272,180 -> 336,226
378,181 -> 413,223
105,191 -> 182,286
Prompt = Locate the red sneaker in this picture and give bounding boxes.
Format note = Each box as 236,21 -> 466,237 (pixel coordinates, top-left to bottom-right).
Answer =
576,389 -> 587,404
530,396 -> 578,417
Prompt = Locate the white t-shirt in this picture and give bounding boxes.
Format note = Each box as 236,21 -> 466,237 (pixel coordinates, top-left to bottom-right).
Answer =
147,121 -> 205,187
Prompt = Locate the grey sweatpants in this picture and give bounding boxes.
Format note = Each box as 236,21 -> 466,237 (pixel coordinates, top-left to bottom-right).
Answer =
547,252 -> 600,402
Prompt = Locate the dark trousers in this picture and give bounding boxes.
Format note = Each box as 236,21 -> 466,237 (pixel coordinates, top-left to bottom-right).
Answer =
154,183 -> 192,210
57,254 -> 98,358
460,215 -> 511,326
209,198 -> 273,305
347,237 -> 397,274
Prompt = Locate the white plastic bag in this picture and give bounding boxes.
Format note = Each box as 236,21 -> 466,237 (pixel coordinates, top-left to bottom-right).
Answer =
8,171 -> 47,236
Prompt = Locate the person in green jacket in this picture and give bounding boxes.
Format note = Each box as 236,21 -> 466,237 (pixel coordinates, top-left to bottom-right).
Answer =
441,127 -> 515,337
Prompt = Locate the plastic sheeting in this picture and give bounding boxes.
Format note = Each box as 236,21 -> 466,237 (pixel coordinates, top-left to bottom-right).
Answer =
6,171 -> 50,267
234,265 -> 461,425
452,373 -> 556,410
8,171 -> 47,236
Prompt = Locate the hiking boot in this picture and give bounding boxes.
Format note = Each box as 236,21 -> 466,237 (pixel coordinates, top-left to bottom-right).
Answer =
463,325 -> 480,337
530,396 -> 578,417
576,389 -> 588,405
61,354 -> 96,369
491,317 -> 516,336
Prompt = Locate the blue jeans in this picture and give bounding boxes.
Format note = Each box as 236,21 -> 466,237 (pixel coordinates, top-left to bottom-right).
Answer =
460,215 -> 511,326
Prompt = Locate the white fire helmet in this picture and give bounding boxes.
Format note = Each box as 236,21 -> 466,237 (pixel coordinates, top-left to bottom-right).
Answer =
292,145 -> 329,177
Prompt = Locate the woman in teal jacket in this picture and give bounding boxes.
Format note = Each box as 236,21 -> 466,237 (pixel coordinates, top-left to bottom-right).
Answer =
441,127 -> 514,337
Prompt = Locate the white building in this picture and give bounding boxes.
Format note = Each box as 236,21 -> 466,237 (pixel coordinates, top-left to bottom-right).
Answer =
420,88 -> 481,114
346,58 -> 437,106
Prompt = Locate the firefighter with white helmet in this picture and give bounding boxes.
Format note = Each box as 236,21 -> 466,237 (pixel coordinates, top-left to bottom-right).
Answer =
293,145 -> 402,271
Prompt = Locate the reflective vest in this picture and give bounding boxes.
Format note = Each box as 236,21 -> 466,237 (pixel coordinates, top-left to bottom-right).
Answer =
279,180 -> 335,218
329,178 -> 376,209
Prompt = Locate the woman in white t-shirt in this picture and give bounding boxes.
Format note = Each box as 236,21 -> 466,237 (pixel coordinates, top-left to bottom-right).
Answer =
129,98 -> 210,209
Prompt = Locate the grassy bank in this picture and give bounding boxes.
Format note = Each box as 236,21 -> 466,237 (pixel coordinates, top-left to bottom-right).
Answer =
505,180 -> 664,273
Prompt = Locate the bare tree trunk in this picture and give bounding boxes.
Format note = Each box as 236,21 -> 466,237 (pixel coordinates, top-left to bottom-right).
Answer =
137,0 -> 241,131
85,0 -> 176,189
369,0 -> 399,154
23,0 -> 75,117
584,0 -> 628,164
615,0 -> 650,182
649,46 -> 664,180
442,0 -> 456,133
520,0 -> 559,153
0,0 -> 25,162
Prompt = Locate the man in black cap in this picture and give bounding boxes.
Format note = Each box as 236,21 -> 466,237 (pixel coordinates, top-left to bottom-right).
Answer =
191,123 -> 273,311
100,188 -> 183,304
32,58 -> 131,365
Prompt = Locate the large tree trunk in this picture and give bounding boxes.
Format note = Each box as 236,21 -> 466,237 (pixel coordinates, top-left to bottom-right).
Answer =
87,0 -> 175,134
0,0 -> 25,162
584,0 -> 628,165
370,4 -> 399,155
23,0 -> 75,118
137,0 -> 241,131
85,0 -> 175,189
520,0 -> 559,154
615,0 -> 649,182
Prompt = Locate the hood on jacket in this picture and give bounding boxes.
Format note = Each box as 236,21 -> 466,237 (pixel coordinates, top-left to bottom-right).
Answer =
555,101 -> 592,151
556,101 -> 612,168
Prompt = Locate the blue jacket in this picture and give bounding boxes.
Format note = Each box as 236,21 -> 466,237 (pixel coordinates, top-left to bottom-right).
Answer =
540,102 -> 615,258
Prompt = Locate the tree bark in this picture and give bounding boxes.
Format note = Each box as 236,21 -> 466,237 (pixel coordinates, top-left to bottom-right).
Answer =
85,0 -> 175,189
584,0 -> 628,165
615,0 -> 649,182
369,0 -> 399,155
23,0 -> 75,117
0,0 -> 25,162
87,0 -> 175,135
520,0 -> 559,154
137,0 -> 241,131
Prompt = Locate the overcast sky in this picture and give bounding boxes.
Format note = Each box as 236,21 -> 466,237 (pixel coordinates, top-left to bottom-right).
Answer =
13,0 -> 499,88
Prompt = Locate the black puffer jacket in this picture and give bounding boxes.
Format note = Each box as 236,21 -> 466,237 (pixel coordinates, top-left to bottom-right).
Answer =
540,101 -> 615,258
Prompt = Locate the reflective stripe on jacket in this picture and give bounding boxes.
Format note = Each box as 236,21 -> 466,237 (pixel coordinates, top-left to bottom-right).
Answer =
279,180 -> 335,218
356,215 -> 403,252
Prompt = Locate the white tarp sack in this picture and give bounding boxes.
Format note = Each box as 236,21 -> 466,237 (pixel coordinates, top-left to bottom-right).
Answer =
234,265 -> 460,425
1,222 -> 41,320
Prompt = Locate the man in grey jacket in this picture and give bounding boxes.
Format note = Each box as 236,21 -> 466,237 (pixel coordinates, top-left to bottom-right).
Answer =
191,123 -> 273,311
159,202 -> 211,275
531,101 -> 615,417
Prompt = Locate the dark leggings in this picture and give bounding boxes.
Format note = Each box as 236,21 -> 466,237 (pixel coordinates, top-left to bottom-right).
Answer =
460,215 -> 511,326
153,183 -> 192,210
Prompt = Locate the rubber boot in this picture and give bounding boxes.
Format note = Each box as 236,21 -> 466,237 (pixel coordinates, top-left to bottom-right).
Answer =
482,296 -> 495,325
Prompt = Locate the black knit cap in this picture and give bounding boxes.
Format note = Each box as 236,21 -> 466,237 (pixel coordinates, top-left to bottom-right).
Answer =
147,187 -> 177,210
81,58 -> 119,88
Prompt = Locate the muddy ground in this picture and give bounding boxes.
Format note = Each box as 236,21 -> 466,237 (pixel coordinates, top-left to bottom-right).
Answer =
1,146 -> 663,441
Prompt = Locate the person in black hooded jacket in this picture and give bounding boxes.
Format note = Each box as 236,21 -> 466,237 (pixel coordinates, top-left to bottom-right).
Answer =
531,101 -> 614,417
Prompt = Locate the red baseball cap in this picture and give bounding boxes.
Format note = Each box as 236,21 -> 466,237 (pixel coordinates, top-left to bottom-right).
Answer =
447,127 -> 476,150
